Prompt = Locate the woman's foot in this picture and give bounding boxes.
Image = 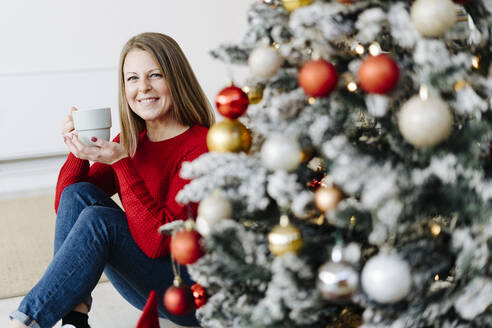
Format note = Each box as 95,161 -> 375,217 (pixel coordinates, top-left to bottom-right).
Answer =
61,311 -> 90,328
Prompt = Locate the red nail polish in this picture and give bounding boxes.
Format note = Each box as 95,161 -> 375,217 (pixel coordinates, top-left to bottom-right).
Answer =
91,137 -> 97,142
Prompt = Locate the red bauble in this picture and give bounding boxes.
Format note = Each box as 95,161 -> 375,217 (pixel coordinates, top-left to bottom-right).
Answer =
171,230 -> 204,265
298,59 -> 338,97
215,85 -> 249,119
164,284 -> 194,316
191,283 -> 208,308
358,54 -> 399,94
336,0 -> 355,3
453,0 -> 470,3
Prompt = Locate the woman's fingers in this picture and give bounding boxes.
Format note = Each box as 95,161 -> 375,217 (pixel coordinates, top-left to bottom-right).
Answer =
61,107 -> 78,135
63,134 -> 81,157
90,137 -> 109,148
64,133 -> 124,164
61,120 -> 74,135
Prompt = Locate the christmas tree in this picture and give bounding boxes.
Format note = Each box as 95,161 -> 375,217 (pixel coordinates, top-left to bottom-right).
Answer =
169,0 -> 492,327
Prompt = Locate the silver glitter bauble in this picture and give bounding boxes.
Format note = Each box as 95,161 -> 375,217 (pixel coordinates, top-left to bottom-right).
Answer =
317,261 -> 359,301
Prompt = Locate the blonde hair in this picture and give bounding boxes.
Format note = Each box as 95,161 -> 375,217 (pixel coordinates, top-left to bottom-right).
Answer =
118,32 -> 215,156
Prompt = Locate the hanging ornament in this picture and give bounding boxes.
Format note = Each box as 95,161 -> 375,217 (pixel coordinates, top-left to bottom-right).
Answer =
336,0 -> 356,3
261,134 -> 302,172
361,252 -> 412,304
298,59 -> 339,98
248,45 -> 284,79
164,277 -> 195,316
326,307 -> 363,328
196,190 -> 233,236
207,119 -> 252,153
282,0 -> 312,12
305,166 -> 325,192
191,283 -> 208,308
215,85 -> 249,119
268,214 -> 303,256
411,0 -> 457,37
170,222 -> 204,265
358,54 -> 399,94
398,90 -> 453,148
242,85 -> 264,105
317,246 -> 359,301
314,185 -> 344,212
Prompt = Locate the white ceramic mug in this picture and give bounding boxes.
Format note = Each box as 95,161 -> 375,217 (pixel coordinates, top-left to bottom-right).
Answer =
72,108 -> 112,146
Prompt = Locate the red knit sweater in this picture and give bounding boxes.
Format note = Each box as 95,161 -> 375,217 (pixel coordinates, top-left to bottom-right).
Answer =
55,125 -> 208,259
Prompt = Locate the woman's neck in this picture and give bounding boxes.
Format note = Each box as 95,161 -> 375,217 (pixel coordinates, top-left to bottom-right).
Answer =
146,120 -> 189,142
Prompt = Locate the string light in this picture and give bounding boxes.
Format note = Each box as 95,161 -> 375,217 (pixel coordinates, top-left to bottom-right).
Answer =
430,223 -> 442,236
347,82 -> 358,92
434,274 -> 440,281
472,56 -> 480,70
355,44 -> 365,55
419,85 -> 429,101
308,97 -> 316,104
350,216 -> 357,225
368,43 -> 382,56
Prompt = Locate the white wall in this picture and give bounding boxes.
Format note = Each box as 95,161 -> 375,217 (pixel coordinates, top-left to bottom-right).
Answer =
0,0 -> 253,160
0,0 -> 254,198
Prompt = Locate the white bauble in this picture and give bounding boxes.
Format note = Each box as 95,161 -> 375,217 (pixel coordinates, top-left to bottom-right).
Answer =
261,134 -> 302,172
317,261 -> 359,301
398,95 -> 453,148
248,46 -> 284,79
195,216 -> 215,237
361,253 -> 412,304
196,192 -> 232,236
411,0 -> 457,37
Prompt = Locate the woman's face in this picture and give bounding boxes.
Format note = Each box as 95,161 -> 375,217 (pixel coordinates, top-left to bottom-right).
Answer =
123,49 -> 172,123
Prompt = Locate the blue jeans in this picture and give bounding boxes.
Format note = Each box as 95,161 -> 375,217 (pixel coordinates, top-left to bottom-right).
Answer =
9,182 -> 198,328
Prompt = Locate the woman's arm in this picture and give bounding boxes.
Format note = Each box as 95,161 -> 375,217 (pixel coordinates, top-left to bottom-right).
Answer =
55,106 -> 121,212
54,135 -> 122,212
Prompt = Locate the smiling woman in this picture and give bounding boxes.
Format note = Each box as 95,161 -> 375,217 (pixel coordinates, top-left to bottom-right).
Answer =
123,50 -> 182,142
8,32 -> 215,328
0,0 -> 251,165
118,33 -> 215,157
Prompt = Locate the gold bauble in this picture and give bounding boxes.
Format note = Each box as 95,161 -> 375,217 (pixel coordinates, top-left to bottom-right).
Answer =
282,0 -> 312,12
314,185 -> 343,212
242,85 -> 264,105
268,215 -> 302,256
207,119 -> 252,153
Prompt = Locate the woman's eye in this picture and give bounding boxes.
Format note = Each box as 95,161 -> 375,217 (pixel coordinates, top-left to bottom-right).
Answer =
150,73 -> 162,78
126,76 -> 137,82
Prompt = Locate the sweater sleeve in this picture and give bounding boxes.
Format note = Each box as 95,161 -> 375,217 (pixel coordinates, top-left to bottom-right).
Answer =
111,145 -> 205,258
54,137 -> 120,212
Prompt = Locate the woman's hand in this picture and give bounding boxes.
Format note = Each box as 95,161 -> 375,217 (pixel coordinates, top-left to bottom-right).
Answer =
64,133 -> 128,165
61,106 -> 78,136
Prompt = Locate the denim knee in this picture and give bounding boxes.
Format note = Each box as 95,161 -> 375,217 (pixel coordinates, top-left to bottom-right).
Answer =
59,182 -> 98,202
